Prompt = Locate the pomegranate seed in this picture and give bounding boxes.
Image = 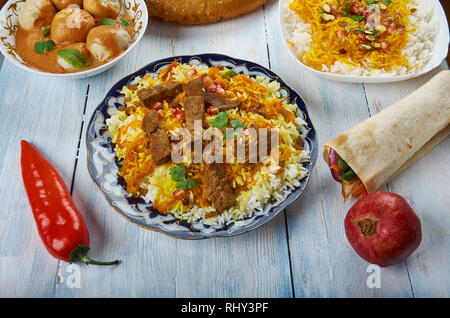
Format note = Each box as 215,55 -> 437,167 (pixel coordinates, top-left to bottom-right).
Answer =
203,76 -> 213,87
187,69 -> 197,76
157,109 -> 164,119
380,41 -> 389,50
216,87 -> 225,96
358,33 -> 367,41
152,101 -> 163,110
172,189 -> 185,200
336,30 -> 345,38
397,28 -> 406,35
207,106 -> 219,116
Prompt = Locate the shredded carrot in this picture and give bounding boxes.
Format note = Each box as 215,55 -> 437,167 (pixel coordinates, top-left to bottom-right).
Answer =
329,163 -> 340,172
288,0 -> 414,71
351,180 -> 367,197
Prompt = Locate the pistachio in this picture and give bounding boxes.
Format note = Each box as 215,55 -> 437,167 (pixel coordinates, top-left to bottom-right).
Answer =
323,13 -> 336,21
372,42 -> 381,48
366,35 -> 376,41
323,4 -> 331,13
360,44 -> 372,51
380,3 -> 387,10
375,25 -> 387,33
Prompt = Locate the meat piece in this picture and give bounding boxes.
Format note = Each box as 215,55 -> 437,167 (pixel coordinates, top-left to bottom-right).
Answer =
205,91 -> 241,111
184,95 -> 205,131
252,102 -> 266,117
141,109 -> 159,135
294,135 -> 304,150
169,94 -> 182,108
149,129 -> 171,165
204,163 -> 236,213
185,79 -> 205,97
137,82 -> 183,107
279,107 -> 295,123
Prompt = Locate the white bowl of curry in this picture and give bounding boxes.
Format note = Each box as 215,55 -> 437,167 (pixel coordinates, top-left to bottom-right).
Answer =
0,0 -> 148,79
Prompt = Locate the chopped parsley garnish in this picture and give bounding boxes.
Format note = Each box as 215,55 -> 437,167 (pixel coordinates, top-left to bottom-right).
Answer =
222,69 -> 238,78
57,49 -> 91,68
34,40 -> 55,54
120,19 -> 130,27
100,19 -> 116,26
224,119 -> 245,139
41,27 -> 50,38
169,165 -> 197,189
230,119 -> 244,129
210,111 -> 229,128
351,15 -> 365,22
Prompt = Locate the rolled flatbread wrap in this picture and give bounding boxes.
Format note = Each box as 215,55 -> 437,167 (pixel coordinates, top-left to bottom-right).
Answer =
323,70 -> 450,201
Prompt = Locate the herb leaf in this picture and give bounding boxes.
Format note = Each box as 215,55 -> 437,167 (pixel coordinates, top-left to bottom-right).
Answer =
57,49 -> 91,68
186,178 -> 197,189
342,169 -> 356,181
34,40 -> 55,54
100,19 -> 116,26
351,15 -> 365,22
171,165 -> 197,189
169,165 -> 186,182
230,119 -> 244,129
41,27 -> 50,38
120,19 -> 130,27
210,112 -> 229,128
222,69 -> 238,78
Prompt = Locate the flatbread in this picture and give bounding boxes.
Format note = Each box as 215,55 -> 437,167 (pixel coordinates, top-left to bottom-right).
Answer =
145,0 -> 267,25
323,71 -> 450,200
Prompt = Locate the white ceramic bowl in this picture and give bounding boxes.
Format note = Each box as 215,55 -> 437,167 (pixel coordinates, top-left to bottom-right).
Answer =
0,0 -> 148,79
279,0 -> 449,83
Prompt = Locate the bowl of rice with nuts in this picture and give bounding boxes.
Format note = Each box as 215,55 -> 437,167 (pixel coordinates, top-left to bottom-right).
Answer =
280,0 -> 449,83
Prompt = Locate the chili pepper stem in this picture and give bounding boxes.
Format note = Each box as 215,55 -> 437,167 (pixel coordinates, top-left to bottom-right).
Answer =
79,255 -> 121,266
70,244 -> 120,266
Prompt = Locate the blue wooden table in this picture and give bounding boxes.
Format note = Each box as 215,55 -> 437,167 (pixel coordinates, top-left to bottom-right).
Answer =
0,0 -> 449,298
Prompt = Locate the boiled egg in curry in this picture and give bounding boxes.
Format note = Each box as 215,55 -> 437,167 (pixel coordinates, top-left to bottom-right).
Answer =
86,25 -> 130,61
83,0 -> 122,19
51,0 -> 83,10
15,0 -> 134,74
18,0 -> 57,30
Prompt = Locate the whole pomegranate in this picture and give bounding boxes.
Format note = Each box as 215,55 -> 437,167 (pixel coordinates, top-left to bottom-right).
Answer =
344,191 -> 422,267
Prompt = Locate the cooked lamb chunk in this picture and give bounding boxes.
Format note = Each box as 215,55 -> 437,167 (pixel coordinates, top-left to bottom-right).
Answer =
142,109 -> 160,135
184,95 -> 205,131
137,82 -> 183,107
204,163 -> 236,213
252,102 -> 266,117
169,94 -> 182,108
149,129 -> 171,165
185,79 -> 205,97
205,91 -> 241,111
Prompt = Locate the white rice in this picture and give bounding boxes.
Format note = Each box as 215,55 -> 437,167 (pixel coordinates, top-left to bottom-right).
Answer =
282,0 -> 438,76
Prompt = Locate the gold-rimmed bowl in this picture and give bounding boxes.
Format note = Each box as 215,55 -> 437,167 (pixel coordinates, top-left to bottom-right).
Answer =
0,0 -> 148,79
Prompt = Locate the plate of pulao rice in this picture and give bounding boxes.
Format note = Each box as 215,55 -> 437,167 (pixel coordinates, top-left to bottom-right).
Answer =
86,54 -> 318,239
280,0 -> 449,83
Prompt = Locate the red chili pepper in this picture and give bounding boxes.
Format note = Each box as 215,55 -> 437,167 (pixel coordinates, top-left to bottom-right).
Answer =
20,140 -> 120,266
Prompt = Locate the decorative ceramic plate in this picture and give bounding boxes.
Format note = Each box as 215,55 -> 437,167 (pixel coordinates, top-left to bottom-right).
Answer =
0,0 -> 148,79
86,53 -> 318,239
279,0 -> 449,83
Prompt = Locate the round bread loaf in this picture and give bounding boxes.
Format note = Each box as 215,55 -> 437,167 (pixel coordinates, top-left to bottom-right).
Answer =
146,0 -> 267,25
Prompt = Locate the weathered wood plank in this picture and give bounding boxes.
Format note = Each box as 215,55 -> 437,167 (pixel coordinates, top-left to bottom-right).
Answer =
54,8 -> 293,297
0,60 -> 87,297
363,62 -> 450,298
264,0 -> 415,297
